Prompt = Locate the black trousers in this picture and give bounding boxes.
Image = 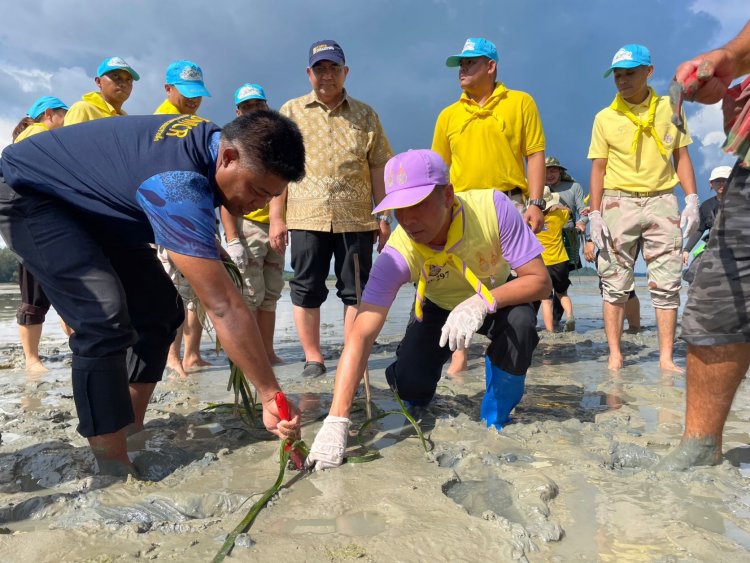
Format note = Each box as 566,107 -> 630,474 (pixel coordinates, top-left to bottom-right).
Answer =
17,263 -> 50,325
0,181 -> 183,437
385,298 -> 539,405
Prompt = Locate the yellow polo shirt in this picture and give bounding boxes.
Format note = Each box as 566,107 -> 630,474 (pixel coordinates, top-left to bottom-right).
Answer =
535,208 -> 569,266
432,82 -> 546,195
64,92 -> 126,125
13,122 -> 49,143
154,99 -> 181,115
587,92 -> 692,193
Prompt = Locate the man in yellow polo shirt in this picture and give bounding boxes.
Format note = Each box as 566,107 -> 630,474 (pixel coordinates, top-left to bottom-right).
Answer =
432,37 -> 547,373
221,83 -> 285,365
587,44 -> 699,371
64,57 -> 138,125
305,150 -> 550,471
153,60 -> 212,377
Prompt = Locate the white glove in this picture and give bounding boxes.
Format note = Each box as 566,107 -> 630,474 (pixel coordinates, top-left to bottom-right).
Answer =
680,194 -> 700,240
439,294 -> 490,351
305,416 -> 350,471
226,238 -> 247,271
588,210 -> 611,250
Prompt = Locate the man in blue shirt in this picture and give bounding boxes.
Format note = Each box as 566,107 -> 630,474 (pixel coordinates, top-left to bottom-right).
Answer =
0,111 -> 305,476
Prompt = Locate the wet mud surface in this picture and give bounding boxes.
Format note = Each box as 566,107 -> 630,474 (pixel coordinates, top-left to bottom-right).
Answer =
0,280 -> 748,561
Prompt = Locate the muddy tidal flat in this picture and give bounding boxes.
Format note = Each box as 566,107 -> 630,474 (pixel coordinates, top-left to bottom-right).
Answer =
0,279 -> 748,562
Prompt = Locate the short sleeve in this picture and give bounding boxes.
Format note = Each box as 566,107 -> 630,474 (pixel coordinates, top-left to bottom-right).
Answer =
431,109 -> 452,167
521,94 -> 546,156
587,113 -> 609,159
494,191 -> 543,268
137,170 -> 219,259
367,111 -> 393,168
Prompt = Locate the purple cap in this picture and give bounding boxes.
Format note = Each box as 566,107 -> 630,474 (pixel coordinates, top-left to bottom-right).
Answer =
373,150 -> 449,214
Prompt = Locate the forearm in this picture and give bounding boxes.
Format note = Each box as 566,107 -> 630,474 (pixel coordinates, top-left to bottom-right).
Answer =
492,259 -> 550,306
683,230 -> 701,252
370,165 -> 387,206
210,294 -> 282,401
589,159 -> 606,212
525,151 -> 545,200
724,20 -> 750,77
269,188 -> 287,225
674,148 -> 697,196
220,206 -> 240,242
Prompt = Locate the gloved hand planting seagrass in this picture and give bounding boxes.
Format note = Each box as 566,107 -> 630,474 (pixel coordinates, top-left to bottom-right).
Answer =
306,416 -> 350,471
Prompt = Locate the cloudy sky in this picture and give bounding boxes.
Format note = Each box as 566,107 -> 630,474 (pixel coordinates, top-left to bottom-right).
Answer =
0,0 -> 746,205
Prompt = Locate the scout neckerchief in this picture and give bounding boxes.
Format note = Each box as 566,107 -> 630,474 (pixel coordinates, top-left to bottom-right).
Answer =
459,82 -> 507,133
413,199 -> 497,321
610,87 -> 666,156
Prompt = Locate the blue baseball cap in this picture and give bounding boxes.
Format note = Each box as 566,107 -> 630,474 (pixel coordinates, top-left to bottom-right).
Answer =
234,83 -> 267,106
604,44 -> 652,77
165,60 -> 211,98
309,40 -> 345,67
27,96 -> 68,120
96,56 -> 140,80
446,38 -> 499,67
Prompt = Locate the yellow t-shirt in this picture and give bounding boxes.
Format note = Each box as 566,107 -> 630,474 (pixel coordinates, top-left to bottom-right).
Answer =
432,82 -> 546,195
64,92 -> 126,125
13,122 -> 49,143
535,208 -> 569,266
153,99 -> 181,115
386,190 -> 511,310
587,93 -> 692,193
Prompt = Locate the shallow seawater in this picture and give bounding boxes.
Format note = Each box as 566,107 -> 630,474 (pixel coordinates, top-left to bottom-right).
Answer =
0,279 -> 748,562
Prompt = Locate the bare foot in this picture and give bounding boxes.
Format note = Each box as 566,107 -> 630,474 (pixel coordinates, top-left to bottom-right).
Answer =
165,359 -> 188,379
654,436 -> 722,471
267,353 -> 284,366
659,360 -> 685,373
183,356 -> 212,371
25,359 -> 48,374
608,355 -> 623,370
447,351 -> 468,375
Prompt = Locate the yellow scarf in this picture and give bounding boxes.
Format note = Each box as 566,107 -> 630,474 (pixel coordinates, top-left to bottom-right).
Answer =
413,200 -> 497,321
459,83 -> 507,133
610,87 -> 666,156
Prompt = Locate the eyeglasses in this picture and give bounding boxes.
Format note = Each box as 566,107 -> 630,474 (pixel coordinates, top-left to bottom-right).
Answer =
311,64 -> 343,77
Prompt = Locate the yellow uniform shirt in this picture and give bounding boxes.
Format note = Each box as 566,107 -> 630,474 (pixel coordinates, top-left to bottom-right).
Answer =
587,93 -> 692,193
432,82 -> 546,195
535,208 -> 569,266
386,190 -> 511,311
64,92 -> 126,125
13,122 -> 49,143
154,99 -> 181,115
280,90 -> 393,232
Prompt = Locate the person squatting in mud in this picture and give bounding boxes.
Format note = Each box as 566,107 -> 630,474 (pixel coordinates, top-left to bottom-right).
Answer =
305,149 -> 551,471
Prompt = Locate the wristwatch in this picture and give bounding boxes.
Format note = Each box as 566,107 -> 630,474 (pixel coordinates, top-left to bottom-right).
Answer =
527,198 -> 547,211
376,214 -> 393,225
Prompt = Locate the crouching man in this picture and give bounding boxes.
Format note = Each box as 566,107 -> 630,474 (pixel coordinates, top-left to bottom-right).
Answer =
306,149 -> 551,470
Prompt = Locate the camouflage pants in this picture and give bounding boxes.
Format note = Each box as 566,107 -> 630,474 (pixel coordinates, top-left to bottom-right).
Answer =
682,163 -> 750,345
239,219 -> 285,311
597,190 -> 682,308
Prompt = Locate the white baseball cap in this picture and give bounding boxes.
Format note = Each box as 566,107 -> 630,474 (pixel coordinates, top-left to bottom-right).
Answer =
709,166 -> 733,182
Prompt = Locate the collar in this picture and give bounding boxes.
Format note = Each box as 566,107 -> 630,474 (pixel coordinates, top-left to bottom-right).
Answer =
82,91 -> 125,116
460,81 -> 508,106
303,89 -> 349,111
154,98 -> 181,114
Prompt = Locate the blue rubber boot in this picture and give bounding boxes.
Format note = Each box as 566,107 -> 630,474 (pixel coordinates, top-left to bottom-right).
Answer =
480,356 -> 526,430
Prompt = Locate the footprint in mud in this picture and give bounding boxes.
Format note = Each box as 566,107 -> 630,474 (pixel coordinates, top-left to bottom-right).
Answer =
443,479 -> 526,524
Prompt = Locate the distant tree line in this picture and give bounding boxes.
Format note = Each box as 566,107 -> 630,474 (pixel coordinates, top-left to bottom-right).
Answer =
0,249 -> 19,283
